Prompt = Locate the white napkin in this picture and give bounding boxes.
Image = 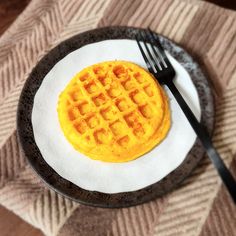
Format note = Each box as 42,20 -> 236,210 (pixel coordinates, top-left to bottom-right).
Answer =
32,39 -> 201,193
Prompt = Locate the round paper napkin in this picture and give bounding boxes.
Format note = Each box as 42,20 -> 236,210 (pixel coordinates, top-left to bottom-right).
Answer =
32,39 -> 201,193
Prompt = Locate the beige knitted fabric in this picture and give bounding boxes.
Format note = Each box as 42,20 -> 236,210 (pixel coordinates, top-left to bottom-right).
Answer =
0,0 -> 236,235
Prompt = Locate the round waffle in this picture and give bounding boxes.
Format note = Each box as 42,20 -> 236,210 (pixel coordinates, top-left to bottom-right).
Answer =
57,61 -> 170,162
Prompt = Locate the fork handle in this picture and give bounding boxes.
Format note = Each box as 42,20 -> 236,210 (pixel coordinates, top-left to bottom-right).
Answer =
166,81 -> 236,204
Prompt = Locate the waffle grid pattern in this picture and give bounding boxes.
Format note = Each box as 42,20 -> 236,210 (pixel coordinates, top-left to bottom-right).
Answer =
58,61 -> 170,161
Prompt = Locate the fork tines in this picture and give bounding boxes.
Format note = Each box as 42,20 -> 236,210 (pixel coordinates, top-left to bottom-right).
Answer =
135,28 -> 175,84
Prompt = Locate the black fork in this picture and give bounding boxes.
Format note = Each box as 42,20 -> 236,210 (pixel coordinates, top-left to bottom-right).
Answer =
136,28 -> 236,204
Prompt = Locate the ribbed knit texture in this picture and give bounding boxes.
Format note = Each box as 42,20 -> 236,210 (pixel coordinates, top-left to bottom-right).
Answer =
0,0 -> 235,235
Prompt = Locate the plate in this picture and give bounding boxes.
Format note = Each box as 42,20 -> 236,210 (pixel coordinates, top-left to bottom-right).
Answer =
17,26 -> 214,207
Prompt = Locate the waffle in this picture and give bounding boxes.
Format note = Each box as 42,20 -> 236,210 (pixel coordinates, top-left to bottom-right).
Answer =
57,61 -> 170,162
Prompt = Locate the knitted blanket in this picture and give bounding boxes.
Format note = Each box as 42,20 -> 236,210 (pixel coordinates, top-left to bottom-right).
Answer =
0,0 -> 235,235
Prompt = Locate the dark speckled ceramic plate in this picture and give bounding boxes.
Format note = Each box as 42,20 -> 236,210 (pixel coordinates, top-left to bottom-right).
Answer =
17,26 -> 214,208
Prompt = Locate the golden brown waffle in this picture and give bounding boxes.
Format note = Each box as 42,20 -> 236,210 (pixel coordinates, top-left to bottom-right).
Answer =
57,61 -> 170,162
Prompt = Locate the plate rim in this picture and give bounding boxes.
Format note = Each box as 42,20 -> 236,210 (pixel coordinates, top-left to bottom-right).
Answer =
17,26 -> 215,208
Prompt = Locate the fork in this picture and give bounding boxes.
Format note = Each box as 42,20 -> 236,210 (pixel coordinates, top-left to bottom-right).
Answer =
136,28 -> 236,203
